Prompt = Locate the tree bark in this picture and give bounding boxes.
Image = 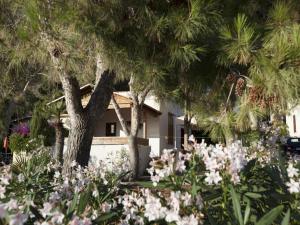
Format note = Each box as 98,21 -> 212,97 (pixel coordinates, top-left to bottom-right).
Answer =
112,76 -> 153,179
62,70 -> 115,174
128,135 -> 139,179
43,37 -> 116,173
54,121 -> 64,165
183,94 -> 191,150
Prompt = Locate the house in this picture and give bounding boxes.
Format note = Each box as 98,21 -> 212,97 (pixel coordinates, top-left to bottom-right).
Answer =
49,84 -> 197,175
286,105 -> 300,137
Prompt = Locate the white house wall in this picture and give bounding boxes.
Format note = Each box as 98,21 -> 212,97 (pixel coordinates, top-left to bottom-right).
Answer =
93,108 -> 143,138
89,144 -> 151,176
286,105 -> 300,137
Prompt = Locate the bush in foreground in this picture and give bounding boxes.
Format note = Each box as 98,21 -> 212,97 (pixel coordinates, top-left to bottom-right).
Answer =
0,138 -> 299,225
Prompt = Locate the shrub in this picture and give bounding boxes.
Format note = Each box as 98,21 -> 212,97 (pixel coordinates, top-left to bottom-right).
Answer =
9,133 -> 43,153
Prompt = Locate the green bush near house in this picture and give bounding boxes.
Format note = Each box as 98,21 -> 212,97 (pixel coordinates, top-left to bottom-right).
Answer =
9,133 -> 43,153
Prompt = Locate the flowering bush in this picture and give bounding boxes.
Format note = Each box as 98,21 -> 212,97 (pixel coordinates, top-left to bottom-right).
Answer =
0,136 -> 300,225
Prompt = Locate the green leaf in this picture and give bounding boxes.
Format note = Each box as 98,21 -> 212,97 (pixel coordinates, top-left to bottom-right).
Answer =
191,182 -> 200,197
244,200 -> 251,225
77,185 -> 92,215
245,192 -> 262,199
67,192 -> 79,215
281,209 -> 290,225
256,205 -> 284,225
93,212 -> 119,223
230,185 -> 243,225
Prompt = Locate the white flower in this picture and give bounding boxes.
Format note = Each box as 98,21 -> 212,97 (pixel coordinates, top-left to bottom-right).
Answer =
195,194 -> 203,210
181,192 -> 192,207
1,176 -> 11,185
101,202 -> 111,213
165,210 -> 180,222
204,158 -> 219,171
49,192 -> 61,203
17,174 -> 25,183
144,195 -> 166,221
81,218 -> 92,225
54,171 -> 60,179
6,199 -> 18,210
92,189 -> 99,198
177,214 -> 198,225
168,191 -> 180,213
0,185 -> 6,199
69,216 -> 81,225
51,211 -> 64,224
286,179 -> 300,193
9,213 -> 28,225
176,160 -> 186,172
70,161 -> 77,168
0,205 -> 6,218
287,163 -> 299,178
40,202 -> 53,217
205,171 -> 222,185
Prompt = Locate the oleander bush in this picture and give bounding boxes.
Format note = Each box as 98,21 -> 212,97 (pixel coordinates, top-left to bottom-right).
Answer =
0,133 -> 300,225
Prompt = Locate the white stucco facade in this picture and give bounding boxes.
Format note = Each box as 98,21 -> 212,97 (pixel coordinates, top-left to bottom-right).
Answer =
286,105 -> 300,137
89,144 -> 151,176
61,90 -> 188,175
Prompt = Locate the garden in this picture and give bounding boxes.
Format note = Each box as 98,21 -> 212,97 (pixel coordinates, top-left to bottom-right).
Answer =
0,122 -> 300,225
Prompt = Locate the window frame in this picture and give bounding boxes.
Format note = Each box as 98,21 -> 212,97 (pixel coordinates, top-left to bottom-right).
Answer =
106,122 -> 117,137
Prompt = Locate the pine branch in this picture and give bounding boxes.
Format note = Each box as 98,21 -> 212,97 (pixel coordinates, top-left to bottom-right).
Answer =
138,80 -> 154,104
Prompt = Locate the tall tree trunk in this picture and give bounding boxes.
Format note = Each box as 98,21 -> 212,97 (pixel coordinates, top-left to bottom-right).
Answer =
54,121 -> 64,165
44,38 -> 116,173
61,70 -> 115,174
63,114 -> 93,173
111,76 -> 153,179
128,135 -> 139,178
183,113 -> 191,150
183,93 -> 191,150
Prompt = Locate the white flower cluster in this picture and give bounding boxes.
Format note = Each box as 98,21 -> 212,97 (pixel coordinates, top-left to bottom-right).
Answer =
147,150 -> 191,186
119,188 -> 203,225
0,167 -> 29,225
286,162 -> 300,193
195,140 -> 248,185
0,157 -> 118,225
246,141 -> 271,165
91,148 -> 131,177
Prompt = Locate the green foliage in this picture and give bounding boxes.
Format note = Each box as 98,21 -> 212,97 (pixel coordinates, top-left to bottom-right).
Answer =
30,103 -> 55,146
9,133 -> 43,153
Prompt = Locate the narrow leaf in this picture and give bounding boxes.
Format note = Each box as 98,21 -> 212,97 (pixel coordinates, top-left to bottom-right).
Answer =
230,185 -> 244,225
256,205 -> 284,225
281,209 -> 290,225
244,200 -> 251,225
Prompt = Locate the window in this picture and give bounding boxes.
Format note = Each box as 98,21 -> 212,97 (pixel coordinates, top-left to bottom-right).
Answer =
168,113 -> 174,145
106,123 -> 117,136
293,115 -> 296,133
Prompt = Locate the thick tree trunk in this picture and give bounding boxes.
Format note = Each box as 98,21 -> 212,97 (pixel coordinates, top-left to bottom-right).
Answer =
61,71 -> 115,174
63,114 -> 95,173
112,76 -> 153,179
128,135 -> 139,178
44,36 -> 116,173
183,114 -> 191,150
54,121 -> 64,165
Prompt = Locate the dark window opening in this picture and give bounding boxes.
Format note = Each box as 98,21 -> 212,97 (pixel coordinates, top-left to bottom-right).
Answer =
106,123 -> 117,136
293,115 -> 296,133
